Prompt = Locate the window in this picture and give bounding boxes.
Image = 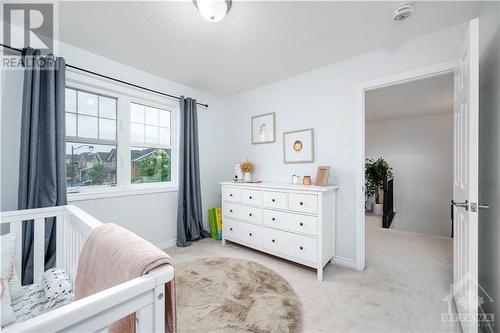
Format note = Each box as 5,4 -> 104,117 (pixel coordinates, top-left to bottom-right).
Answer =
130,103 -> 172,184
65,88 -> 117,189
64,76 -> 177,196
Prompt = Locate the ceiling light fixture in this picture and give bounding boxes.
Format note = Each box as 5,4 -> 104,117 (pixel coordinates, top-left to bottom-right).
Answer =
393,3 -> 414,22
194,0 -> 231,23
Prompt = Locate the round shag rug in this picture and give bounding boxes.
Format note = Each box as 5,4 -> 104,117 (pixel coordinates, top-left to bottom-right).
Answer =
176,257 -> 302,333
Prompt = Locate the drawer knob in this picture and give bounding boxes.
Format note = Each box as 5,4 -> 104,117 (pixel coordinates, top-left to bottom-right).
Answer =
249,196 -> 253,199
272,217 -> 276,221
249,213 -> 253,217
230,194 -> 233,197
230,227 -> 233,231
299,222 -> 303,226
230,209 -> 233,213
249,233 -> 252,236
300,202 -> 304,206
272,198 -> 276,202
272,239 -> 275,243
299,246 -> 303,250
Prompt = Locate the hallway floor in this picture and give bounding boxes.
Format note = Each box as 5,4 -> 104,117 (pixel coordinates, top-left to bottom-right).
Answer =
168,217 -> 457,332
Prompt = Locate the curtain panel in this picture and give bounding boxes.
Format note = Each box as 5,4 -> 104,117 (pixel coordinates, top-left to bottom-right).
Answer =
176,97 -> 209,247
18,48 -> 67,284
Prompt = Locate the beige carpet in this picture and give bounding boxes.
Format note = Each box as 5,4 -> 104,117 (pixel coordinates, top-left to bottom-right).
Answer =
176,257 -> 302,333
168,219 -> 457,332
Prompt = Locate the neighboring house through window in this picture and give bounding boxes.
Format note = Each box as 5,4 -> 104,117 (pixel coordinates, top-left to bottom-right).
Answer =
64,76 -> 177,196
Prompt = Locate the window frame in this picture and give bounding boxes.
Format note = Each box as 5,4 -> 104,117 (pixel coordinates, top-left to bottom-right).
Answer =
65,69 -> 179,201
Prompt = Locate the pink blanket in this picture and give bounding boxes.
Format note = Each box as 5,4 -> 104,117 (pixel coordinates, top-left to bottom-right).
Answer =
75,223 -> 176,333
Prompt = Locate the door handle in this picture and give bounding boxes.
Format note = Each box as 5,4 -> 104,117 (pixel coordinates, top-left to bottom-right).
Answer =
451,200 -> 469,211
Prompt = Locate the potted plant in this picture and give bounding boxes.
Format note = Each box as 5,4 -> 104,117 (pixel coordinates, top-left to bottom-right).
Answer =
365,158 -> 393,214
240,160 -> 255,182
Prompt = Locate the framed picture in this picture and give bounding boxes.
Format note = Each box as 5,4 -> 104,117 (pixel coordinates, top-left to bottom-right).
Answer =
252,113 -> 275,144
315,166 -> 331,186
283,128 -> 314,163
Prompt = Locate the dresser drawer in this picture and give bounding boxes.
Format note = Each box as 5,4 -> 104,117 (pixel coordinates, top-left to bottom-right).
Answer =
241,190 -> 263,206
224,219 -> 262,248
223,203 -> 263,225
262,228 -> 317,264
263,191 -> 287,209
263,210 -> 317,236
223,187 -> 241,202
288,193 -> 318,214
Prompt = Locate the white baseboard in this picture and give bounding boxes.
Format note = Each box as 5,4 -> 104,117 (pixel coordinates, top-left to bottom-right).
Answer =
332,256 -> 357,269
156,239 -> 177,250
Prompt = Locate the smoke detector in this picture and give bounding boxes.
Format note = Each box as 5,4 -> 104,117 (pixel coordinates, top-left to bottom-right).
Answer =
393,3 -> 414,22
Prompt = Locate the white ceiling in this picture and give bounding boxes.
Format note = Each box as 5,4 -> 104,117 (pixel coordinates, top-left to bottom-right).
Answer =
58,1 -> 480,96
365,72 -> 454,122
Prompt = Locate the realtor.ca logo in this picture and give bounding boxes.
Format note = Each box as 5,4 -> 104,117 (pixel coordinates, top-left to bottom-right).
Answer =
3,3 -> 53,54
442,274 -> 495,329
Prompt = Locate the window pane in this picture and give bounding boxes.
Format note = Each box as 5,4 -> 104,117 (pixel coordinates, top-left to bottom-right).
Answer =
99,96 -> 116,119
159,110 -> 170,128
65,88 -> 76,112
131,123 -> 144,143
159,128 -> 170,145
78,91 -> 98,116
66,142 -> 117,187
131,148 -> 171,184
145,125 -> 158,144
145,107 -> 158,126
78,115 -> 98,138
99,118 -> 116,140
131,103 -> 144,123
66,112 -> 76,136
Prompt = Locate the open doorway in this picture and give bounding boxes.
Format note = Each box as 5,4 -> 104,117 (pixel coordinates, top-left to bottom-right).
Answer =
364,73 -> 454,237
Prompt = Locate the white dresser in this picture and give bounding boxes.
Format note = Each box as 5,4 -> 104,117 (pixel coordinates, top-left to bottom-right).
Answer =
220,182 -> 339,281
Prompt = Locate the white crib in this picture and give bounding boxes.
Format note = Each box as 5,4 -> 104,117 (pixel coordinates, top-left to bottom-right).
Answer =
1,205 -> 174,333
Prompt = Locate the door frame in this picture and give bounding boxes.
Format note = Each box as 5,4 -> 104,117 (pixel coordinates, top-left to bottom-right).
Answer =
354,60 -> 459,270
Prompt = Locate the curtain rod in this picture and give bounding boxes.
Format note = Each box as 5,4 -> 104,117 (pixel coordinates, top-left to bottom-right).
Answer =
1,44 -> 208,108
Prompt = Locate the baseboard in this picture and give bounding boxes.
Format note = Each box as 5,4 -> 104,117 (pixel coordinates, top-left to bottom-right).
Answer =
332,256 -> 357,269
156,239 -> 177,250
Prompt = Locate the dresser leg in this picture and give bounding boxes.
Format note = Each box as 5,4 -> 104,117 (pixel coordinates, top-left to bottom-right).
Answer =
317,267 -> 323,281
222,238 -> 226,246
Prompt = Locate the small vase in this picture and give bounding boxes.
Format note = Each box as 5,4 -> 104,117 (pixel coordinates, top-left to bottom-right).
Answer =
303,176 -> 312,185
243,172 -> 252,182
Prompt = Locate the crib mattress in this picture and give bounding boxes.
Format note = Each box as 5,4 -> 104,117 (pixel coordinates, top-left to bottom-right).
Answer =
8,283 -> 74,326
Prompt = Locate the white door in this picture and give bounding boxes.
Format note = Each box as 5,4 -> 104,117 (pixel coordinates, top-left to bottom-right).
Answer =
452,18 -> 479,333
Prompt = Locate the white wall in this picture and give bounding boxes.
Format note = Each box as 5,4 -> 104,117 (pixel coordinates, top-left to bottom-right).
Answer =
221,23 -> 466,263
0,42 -> 225,248
478,1 -> 500,323
366,113 -> 453,237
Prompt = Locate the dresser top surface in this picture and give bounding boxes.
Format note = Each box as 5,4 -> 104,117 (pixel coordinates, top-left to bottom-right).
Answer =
220,181 -> 339,192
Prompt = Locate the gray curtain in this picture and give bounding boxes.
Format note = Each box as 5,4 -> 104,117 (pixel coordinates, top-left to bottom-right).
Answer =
176,97 -> 209,247
18,48 -> 67,284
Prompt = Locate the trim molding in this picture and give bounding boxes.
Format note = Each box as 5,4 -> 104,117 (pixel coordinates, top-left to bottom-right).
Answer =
354,59 -> 459,271
332,256 -> 357,269
156,239 -> 177,250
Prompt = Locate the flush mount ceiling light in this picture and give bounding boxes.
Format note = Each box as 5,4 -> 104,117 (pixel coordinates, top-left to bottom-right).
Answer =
194,0 -> 232,23
393,3 -> 414,22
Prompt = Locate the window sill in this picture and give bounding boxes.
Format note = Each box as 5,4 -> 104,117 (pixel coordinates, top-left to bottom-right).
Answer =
67,185 -> 179,202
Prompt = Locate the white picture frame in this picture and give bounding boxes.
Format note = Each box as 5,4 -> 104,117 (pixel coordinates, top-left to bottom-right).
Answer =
283,128 -> 314,163
252,113 -> 275,144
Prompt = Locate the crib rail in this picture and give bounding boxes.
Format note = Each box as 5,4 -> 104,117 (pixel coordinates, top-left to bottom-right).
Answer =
1,205 -> 174,333
0,205 -> 102,284
3,265 -> 174,333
